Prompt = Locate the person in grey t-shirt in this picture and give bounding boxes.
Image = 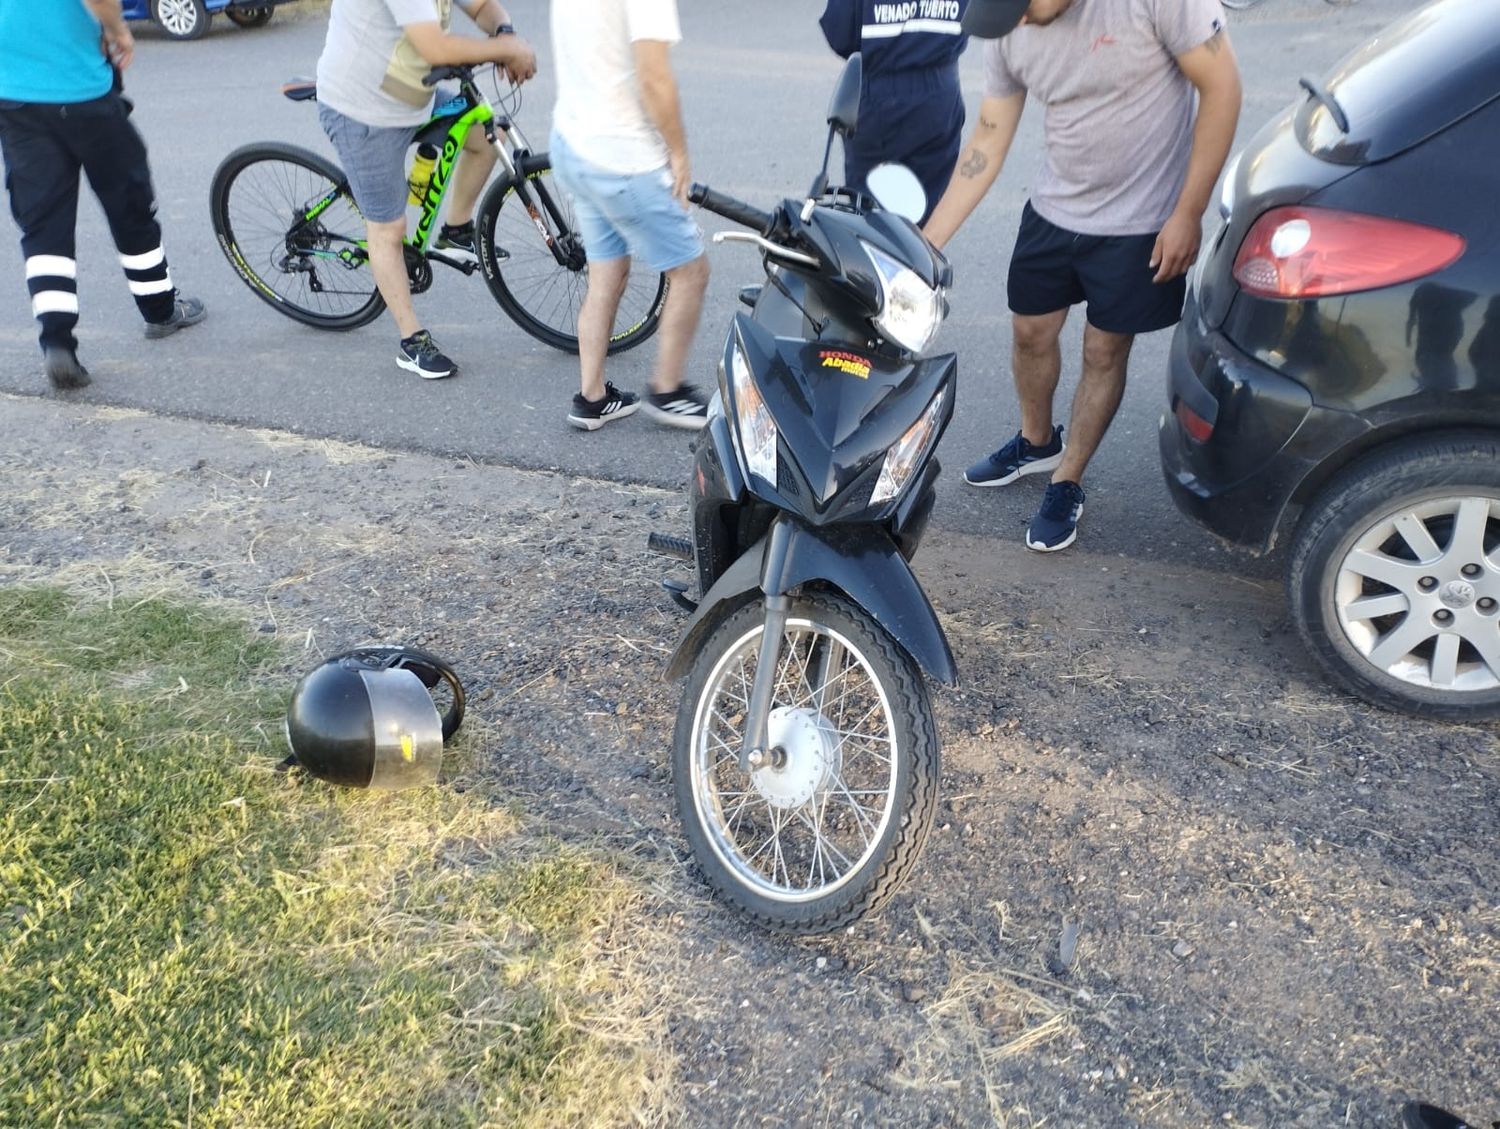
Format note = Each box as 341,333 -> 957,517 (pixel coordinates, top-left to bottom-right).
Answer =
924,0 -> 1241,553
315,0 -> 535,379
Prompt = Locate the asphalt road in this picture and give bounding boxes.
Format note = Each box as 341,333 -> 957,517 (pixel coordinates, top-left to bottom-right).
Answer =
0,0 -> 1414,576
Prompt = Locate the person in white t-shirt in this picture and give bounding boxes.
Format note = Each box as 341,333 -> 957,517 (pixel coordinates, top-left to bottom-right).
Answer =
549,0 -> 710,431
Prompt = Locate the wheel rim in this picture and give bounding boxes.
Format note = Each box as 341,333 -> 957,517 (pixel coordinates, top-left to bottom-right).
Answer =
689,618 -> 899,903
156,0 -> 199,34
492,171 -> 665,346
221,157 -> 377,322
1334,494 -> 1500,692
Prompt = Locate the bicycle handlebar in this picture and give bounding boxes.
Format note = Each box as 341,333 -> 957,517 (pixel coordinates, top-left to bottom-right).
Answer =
423,64 -> 473,88
689,183 -> 775,236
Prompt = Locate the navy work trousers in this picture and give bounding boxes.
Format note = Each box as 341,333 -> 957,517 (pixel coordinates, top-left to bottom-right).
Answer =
0,92 -> 174,352
843,67 -> 965,226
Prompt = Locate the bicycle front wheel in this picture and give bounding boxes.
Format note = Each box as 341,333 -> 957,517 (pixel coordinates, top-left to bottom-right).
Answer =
210,143 -> 384,331
475,161 -> 667,355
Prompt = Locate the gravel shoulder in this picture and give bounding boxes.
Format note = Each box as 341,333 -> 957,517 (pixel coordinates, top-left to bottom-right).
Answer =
1,392 -> 1495,1127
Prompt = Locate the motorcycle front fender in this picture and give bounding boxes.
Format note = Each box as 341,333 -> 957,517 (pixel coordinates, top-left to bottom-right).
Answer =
665,521 -> 957,687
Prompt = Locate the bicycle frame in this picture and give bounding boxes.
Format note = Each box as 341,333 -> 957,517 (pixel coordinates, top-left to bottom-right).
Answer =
291,71 -> 570,274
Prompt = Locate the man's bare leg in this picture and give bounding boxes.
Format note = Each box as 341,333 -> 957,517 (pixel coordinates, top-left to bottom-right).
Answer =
1012,308 -> 1069,446
576,255 -> 631,402
648,253 -> 709,395
445,131 -> 499,227
1053,323 -> 1134,485
366,217 -> 419,339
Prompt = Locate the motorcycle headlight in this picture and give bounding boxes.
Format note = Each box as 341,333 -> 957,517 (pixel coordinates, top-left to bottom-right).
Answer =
864,241 -> 944,355
730,340 -> 777,485
870,385 -> 947,505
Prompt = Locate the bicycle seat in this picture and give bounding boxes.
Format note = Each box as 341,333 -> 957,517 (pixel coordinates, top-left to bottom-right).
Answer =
281,78 -> 317,102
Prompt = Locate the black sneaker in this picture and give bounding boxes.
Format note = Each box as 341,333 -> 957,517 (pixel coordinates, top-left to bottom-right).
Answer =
643,383 -> 709,430
434,222 -> 500,264
1026,480 -> 1086,552
144,294 -> 207,339
397,330 -> 457,380
569,382 -> 640,430
964,425 -> 1065,487
43,346 -> 90,390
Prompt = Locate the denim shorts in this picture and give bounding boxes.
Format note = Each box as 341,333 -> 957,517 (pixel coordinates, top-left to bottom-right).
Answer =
318,104 -> 412,223
549,129 -> 703,273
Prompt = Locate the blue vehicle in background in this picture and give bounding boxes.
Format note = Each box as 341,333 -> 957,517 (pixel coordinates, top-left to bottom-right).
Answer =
123,0 -> 301,41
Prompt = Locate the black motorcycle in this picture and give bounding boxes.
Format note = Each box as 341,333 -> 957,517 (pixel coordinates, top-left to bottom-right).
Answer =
650,59 -> 959,934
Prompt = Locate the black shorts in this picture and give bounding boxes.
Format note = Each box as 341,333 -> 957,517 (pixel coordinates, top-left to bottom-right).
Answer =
1007,201 -> 1187,335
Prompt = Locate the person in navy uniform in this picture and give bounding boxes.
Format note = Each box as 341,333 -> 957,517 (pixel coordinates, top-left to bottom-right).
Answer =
818,0 -> 970,223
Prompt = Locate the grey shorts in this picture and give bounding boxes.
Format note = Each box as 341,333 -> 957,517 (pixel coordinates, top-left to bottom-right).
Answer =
318,104 -> 413,223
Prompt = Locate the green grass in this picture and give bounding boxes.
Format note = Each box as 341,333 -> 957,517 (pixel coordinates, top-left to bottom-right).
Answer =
0,586 -> 673,1128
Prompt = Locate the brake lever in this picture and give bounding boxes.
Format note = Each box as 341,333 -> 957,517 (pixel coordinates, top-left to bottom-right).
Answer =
712,231 -> 819,268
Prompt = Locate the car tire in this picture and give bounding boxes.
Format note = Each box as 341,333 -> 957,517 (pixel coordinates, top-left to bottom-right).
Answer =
1288,431 -> 1500,719
225,5 -> 273,27
151,0 -> 210,39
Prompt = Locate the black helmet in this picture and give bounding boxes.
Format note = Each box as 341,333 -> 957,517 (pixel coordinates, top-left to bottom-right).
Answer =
284,645 -> 465,790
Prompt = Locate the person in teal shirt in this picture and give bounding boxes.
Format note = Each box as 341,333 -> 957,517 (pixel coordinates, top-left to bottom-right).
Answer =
0,0 -> 206,389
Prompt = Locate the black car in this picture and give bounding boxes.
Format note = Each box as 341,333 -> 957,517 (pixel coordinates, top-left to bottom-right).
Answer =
1159,0 -> 1500,719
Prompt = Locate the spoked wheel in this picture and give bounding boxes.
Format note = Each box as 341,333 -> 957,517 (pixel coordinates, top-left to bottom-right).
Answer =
209,143 -> 385,331
475,162 -> 667,355
673,592 -> 939,934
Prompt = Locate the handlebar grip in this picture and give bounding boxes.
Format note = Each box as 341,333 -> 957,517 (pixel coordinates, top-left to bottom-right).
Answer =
689,183 -> 774,235
423,65 -> 469,87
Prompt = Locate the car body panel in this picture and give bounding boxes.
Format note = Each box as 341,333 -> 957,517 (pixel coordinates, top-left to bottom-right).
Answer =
1161,0 -> 1500,554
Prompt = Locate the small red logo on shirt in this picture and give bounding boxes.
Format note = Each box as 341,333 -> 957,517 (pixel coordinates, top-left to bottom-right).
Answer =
1089,34 -> 1117,52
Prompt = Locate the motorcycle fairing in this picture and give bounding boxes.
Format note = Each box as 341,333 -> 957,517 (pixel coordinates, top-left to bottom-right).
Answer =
665,518 -> 958,687
728,314 -> 956,520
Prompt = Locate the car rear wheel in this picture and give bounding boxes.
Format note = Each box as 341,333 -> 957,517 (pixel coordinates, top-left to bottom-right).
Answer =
226,5 -> 274,27
1288,433 -> 1500,719
152,0 -> 210,39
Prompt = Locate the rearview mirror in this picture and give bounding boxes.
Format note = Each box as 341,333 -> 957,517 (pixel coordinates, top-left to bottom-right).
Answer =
827,55 -> 863,138
866,163 -> 927,223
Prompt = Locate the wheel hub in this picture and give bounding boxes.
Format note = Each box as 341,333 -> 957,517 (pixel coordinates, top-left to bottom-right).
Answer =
1439,580 -> 1477,610
750,707 -> 840,810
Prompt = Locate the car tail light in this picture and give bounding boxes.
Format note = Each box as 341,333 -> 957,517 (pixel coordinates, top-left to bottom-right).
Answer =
1174,397 -> 1214,443
1231,206 -> 1465,299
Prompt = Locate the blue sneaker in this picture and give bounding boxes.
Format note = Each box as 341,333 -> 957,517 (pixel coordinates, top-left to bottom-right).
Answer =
964,425 -> 1065,487
1026,480 -> 1085,552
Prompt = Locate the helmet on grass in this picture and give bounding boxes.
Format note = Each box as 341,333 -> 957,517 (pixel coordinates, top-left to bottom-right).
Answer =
284,645 -> 465,790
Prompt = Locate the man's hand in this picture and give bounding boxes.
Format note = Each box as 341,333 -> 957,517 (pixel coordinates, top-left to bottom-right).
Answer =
103,24 -> 134,69
1150,208 -> 1201,283
669,149 -> 692,208
498,36 -> 537,83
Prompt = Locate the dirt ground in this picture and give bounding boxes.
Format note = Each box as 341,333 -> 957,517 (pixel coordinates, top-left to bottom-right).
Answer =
2,392 -> 1495,1128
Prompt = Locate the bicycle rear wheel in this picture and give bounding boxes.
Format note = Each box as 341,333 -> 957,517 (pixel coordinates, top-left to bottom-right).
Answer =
475,160 -> 667,355
210,142 -> 384,331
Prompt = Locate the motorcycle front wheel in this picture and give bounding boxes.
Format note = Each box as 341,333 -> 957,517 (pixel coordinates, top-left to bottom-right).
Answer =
672,591 -> 939,934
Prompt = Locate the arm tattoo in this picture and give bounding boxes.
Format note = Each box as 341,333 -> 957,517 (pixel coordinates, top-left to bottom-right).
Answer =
979,114 -> 1000,131
960,149 -> 989,178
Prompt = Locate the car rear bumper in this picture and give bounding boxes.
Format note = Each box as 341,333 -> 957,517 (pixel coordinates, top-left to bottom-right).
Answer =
1159,294 -> 1368,553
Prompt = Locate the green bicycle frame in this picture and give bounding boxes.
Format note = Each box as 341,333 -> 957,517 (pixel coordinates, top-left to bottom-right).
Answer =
295,88 -> 520,264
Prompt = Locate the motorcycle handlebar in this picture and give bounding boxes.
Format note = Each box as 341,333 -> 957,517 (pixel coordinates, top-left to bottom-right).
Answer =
688,183 -> 774,235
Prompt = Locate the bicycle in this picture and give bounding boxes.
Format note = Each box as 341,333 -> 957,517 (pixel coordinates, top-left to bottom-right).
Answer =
208,64 -> 667,354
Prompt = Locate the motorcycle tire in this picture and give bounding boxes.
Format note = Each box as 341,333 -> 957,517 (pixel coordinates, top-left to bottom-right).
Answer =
672,591 -> 940,934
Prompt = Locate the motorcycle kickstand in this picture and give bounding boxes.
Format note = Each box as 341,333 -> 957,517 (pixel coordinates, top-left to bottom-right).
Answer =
739,593 -> 790,774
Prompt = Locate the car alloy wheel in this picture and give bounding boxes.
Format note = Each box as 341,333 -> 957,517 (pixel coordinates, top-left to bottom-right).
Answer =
152,0 -> 210,39
1288,433 -> 1500,719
